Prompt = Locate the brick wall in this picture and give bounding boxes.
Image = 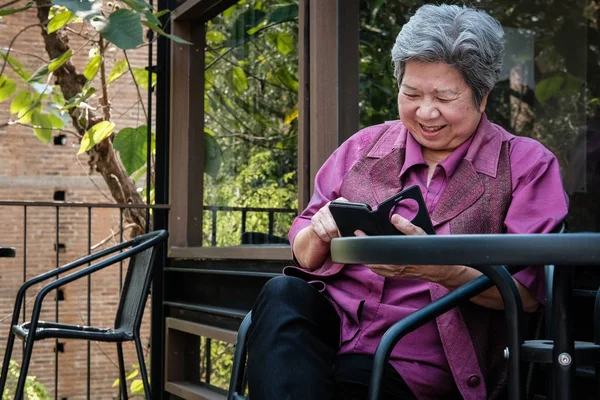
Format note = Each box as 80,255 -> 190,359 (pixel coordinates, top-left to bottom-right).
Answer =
0,7 -> 157,400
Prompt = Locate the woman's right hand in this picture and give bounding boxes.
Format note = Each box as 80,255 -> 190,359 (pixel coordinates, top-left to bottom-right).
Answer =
310,197 -> 348,243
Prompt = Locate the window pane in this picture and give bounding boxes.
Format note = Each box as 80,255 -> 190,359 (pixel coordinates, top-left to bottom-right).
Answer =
203,1 -> 299,246
359,0 -> 600,232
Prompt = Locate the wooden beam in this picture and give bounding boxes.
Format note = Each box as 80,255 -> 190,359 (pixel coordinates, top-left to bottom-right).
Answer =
337,0 -> 360,144
309,0 -> 337,195
169,245 -> 292,261
298,0 -> 310,211
170,22 -> 206,246
172,0 -> 238,22
307,0 -> 360,193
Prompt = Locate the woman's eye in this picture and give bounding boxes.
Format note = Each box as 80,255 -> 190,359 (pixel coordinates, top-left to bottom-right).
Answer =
403,93 -> 418,98
437,98 -> 452,103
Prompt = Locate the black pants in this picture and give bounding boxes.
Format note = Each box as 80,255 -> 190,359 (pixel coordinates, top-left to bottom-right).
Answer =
247,276 -> 417,400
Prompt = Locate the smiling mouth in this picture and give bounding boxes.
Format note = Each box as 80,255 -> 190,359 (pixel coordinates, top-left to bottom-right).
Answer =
419,123 -> 446,134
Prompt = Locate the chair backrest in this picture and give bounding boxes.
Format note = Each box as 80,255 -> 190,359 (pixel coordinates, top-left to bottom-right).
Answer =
114,230 -> 167,335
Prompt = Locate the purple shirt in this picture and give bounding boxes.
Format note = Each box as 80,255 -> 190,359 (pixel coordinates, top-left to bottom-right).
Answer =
288,115 -> 569,399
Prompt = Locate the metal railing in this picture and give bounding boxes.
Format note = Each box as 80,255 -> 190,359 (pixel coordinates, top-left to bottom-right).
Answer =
0,200 -> 169,400
203,205 -> 297,246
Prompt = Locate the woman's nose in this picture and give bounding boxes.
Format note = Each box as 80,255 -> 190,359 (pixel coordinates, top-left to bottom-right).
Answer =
416,100 -> 441,120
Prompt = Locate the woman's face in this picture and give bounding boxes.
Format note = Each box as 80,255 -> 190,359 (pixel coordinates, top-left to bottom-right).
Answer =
397,61 -> 487,163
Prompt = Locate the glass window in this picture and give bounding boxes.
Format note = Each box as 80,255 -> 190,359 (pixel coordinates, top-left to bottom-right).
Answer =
359,0 -> 600,232
203,0 -> 299,246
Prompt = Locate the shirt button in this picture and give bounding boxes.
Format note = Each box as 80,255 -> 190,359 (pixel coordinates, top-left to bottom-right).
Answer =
467,375 -> 481,388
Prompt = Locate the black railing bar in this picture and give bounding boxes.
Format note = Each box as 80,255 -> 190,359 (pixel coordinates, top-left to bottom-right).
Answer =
212,209 -> 217,247
203,205 -> 296,213
206,338 -> 212,385
146,7 -> 153,233
241,210 -> 247,234
164,268 -> 279,278
87,207 -> 92,400
0,201 -> 170,209
54,206 -> 59,400
268,211 -> 274,236
162,301 -> 248,319
119,209 -> 124,292
22,206 -> 27,328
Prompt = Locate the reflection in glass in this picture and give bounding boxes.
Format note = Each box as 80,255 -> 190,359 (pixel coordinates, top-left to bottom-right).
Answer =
203,1 -> 299,246
359,0 -> 599,232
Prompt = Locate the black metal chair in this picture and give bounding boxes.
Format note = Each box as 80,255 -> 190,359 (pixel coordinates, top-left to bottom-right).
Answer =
0,229 -> 168,400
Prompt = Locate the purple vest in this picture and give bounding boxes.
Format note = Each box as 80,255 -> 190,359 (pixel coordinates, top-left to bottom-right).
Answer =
286,122 -> 514,398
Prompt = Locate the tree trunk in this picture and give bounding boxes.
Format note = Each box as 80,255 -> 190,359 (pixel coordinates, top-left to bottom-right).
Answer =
35,0 -> 146,237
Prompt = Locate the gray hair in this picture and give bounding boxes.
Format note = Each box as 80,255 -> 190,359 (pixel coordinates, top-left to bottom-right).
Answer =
391,4 -> 504,107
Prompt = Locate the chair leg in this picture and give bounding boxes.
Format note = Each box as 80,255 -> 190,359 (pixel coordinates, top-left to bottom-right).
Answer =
134,337 -> 151,400
117,343 -> 129,400
14,335 -> 35,400
0,330 -> 16,395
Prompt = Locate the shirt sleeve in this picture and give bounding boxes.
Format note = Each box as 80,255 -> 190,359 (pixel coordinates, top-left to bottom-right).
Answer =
505,137 -> 569,305
288,128 -> 378,250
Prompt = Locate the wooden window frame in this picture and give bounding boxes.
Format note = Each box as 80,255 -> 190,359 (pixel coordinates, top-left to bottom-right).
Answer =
168,0 -> 360,259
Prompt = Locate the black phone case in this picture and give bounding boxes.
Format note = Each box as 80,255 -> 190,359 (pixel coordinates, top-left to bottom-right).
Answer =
329,185 -> 435,236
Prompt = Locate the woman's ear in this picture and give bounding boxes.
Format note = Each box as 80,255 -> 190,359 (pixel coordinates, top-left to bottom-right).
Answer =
479,92 -> 490,113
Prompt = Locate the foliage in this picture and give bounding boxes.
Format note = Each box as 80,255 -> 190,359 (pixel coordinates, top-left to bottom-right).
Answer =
1,360 -> 51,400
201,0 -> 300,246
111,363 -> 147,397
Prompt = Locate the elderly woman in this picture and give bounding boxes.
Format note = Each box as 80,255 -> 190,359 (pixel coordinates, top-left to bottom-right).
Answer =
247,4 -> 568,400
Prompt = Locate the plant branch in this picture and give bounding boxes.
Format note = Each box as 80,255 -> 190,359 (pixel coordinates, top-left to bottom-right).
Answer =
0,23 -> 42,78
123,50 -> 147,121
0,0 -> 24,9
98,38 -> 111,121
4,48 -> 47,63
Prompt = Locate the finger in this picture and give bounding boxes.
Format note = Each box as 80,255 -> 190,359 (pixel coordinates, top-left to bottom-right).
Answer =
391,214 -> 426,236
354,229 -> 367,237
311,218 -> 334,242
335,197 -> 349,202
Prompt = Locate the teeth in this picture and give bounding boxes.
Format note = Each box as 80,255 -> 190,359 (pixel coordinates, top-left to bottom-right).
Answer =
421,124 -> 443,132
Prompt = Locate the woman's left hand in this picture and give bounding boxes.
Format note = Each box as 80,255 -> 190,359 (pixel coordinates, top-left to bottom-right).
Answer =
355,214 -> 458,284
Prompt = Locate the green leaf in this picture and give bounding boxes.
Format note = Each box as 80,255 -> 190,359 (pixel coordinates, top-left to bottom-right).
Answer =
112,378 -> 120,388
154,9 -> 170,18
0,4 -> 33,16
0,52 -> 31,81
63,87 -> 96,110
101,10 -> 143,50
48,49 -> 72,72
10,90 -> 32,115
204,130 -> 222,179
48,9 -> 74,33
229,9 -> 267,46
126,369 -> 139,380
206,30 -> 227,44
0,75 -> 17,102
130,380 -> 145,395
132,68 -> 156,90
113,126 -> 149,175
26,63 -> 50,83
107,59 -> 128,84
31,111 -> 53,143
266,4 -> 298,24
230,66 -> 248,95
53,0 -> 99,18
276,32 -> 294,55
49,112 -> 64,129
121,0 -> 152,11
83,54 -> 101,80
270,67 -> 298,91
78,121 -> 115,154
535,75 -> 565,104
143,9 -> 161,26
141,21 -> 192,45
